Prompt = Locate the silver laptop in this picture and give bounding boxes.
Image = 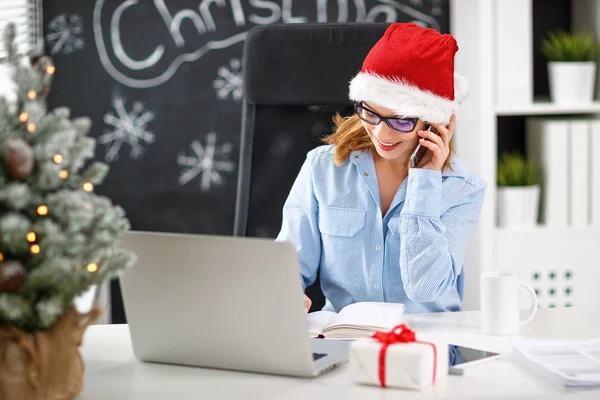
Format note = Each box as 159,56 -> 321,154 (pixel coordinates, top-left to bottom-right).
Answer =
118,230 -> 348,377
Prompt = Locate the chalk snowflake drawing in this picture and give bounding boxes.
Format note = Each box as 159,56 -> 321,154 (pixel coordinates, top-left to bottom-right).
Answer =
177,132 -> 235,191
98,96 -> 155,162
45,14 -> 85,55
213,58 -> 243,102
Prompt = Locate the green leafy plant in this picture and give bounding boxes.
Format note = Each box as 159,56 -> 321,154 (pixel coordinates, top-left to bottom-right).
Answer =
497,152 -> 540,187
541,30 -> 599,62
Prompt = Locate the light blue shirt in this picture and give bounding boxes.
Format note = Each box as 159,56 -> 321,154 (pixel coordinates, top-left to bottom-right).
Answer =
276,145 -> 486,314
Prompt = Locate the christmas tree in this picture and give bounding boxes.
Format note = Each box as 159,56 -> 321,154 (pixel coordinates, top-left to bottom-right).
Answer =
0,24 -> 136,331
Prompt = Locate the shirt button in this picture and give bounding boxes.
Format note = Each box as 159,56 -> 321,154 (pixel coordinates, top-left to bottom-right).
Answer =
375,245 -> 381,251
374,284 -> 379,289
364,172 -> 369,176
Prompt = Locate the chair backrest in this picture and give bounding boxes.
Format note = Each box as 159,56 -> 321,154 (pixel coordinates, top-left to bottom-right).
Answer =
234,23 -> 389,309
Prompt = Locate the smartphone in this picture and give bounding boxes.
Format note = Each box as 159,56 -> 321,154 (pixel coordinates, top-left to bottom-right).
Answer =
409,124 -> 439,168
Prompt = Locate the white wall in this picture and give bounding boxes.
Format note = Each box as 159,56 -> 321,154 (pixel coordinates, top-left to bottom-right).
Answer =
450,0 -> 496,310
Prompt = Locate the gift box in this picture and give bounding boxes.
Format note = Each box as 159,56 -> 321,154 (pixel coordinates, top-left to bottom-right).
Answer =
349,324 -> 448,390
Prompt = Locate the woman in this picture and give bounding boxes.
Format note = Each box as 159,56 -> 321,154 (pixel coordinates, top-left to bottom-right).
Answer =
276,23 -> 486,314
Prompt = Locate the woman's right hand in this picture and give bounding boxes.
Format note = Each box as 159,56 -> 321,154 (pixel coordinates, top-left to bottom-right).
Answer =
304,294 -> 312,313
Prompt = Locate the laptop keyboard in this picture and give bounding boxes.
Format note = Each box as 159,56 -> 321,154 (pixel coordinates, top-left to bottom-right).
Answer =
313,352 -> 327,361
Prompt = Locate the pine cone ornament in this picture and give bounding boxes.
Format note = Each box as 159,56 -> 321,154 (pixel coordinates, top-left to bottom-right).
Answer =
2,138 -> 34,180
0,260 -> 27,292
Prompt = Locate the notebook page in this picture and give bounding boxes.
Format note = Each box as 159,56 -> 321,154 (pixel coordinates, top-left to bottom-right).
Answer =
306,311 -> 337,336
331,302 -> 405,329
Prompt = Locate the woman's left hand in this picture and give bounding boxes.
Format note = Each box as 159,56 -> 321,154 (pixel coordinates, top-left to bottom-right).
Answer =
416,114 -> 456,170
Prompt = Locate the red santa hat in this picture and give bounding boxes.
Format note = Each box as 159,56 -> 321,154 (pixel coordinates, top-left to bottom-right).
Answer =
349,23 -> 468,125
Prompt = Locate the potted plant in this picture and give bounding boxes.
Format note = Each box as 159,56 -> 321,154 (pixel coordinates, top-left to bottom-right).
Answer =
541,30 -> 599,104
497,152 -> 541,228
0,24 -> 136,399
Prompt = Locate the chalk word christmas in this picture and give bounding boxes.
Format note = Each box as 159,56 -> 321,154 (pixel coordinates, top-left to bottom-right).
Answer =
93,0 -> 438,88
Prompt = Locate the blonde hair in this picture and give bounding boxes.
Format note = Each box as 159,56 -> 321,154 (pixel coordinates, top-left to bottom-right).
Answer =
322,113 -> 455,171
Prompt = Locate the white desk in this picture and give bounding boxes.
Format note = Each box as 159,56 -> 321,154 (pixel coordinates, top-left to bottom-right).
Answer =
79,308 -> 600,399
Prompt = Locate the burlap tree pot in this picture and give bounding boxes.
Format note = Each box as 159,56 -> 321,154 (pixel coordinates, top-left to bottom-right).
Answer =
0,308 -> 100,400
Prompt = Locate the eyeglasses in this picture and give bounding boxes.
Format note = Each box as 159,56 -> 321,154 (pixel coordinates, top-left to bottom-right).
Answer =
354,102 -> 419,133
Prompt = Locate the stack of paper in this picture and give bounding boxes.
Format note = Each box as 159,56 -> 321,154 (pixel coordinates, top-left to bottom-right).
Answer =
511,338 -> 600,391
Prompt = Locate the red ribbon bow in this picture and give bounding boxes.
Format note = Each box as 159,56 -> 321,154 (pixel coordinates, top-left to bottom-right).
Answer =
371,324 -> 437,388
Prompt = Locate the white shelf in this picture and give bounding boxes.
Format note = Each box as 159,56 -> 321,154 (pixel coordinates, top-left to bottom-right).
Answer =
496,100 -> 600,116
451,0 -> 600,310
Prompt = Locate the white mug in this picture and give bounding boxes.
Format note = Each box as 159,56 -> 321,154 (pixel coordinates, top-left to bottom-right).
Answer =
480,271 -> 538,336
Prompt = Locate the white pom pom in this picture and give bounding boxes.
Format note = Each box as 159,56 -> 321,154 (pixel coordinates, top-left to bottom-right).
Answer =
454,73 -> 468,104
0,63 -> 18,113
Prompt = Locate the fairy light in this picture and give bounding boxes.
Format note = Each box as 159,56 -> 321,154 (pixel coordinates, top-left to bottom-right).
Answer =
30,244 -> 40,254
82,182 -> 94,192
59,169 -> 69,179
53,154 -> 63,164
46,65 -> 56,75
27,90 -> 37,100
37,205 -> 48,216
27,123 -> 36,133
19,112 -> 28,122
0,253 -> 3,262
86,263 -> 98,273
26,232 -> 36,242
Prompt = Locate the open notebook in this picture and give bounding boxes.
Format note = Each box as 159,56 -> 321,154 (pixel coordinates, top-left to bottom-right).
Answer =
306,302 -> 407,339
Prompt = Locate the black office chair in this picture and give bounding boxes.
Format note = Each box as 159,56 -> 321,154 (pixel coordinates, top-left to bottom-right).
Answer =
234,23 -> 390,311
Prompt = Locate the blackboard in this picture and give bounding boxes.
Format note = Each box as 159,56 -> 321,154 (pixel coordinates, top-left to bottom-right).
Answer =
42,0 -> 450,237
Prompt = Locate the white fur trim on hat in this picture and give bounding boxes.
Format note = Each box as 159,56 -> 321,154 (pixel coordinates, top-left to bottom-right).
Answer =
349,72 -> 468,125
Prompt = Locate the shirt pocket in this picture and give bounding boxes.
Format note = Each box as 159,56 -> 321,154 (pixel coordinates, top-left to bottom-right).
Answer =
318,206 -> 366,283
319,206 -> 366,237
